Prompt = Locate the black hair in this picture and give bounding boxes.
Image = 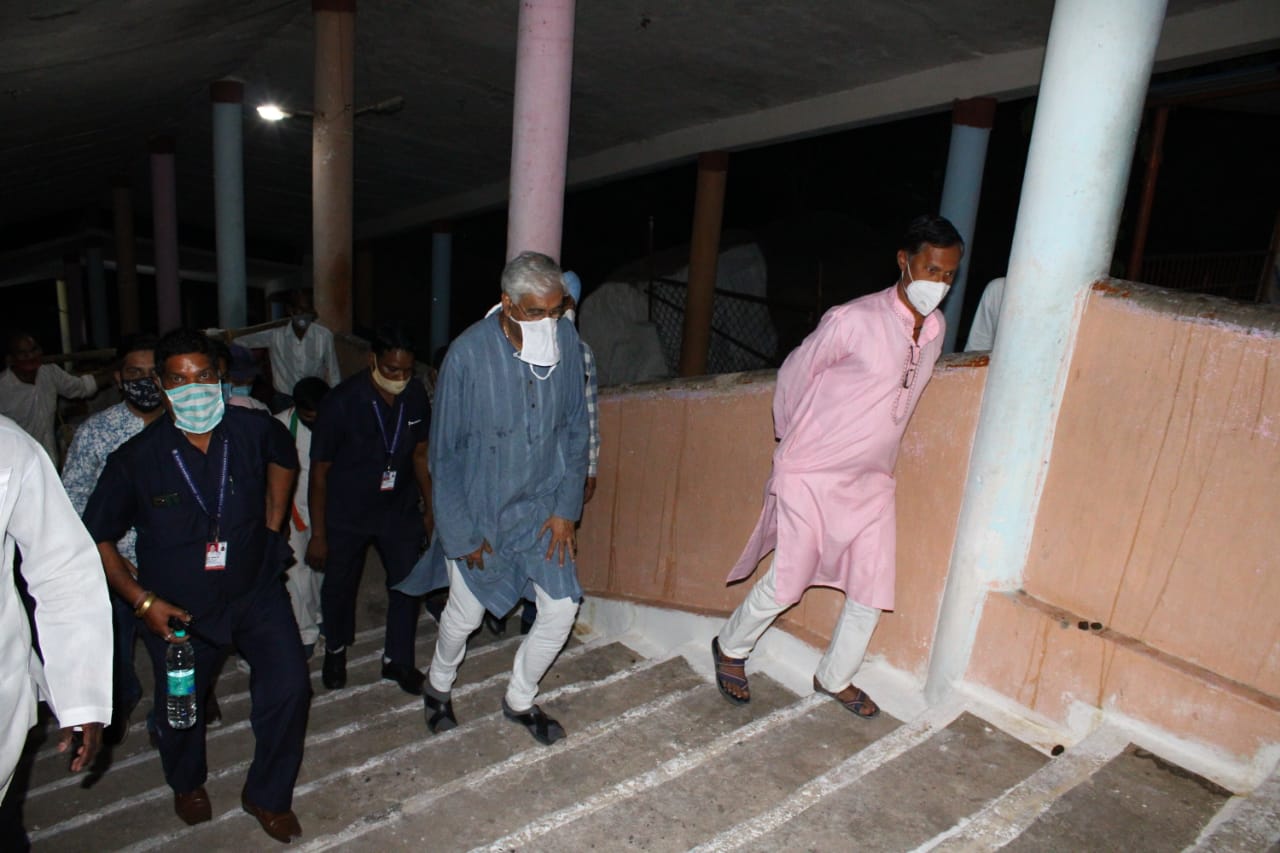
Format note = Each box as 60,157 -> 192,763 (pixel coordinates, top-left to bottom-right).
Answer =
371,323 -> 417,358
118,333 -> 159,363
292,376 -> 331,412
900,215 -> 965,256
153,328 -> 220,374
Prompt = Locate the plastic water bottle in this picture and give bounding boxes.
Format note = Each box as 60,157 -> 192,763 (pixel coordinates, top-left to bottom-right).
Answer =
166,629 -> 197,730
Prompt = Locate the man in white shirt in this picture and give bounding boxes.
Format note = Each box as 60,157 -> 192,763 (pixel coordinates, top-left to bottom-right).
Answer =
274,377 -> 330,656
964,276 -> 1006,352
235,290 -> 341,411
0,415 -> 113,843
0,332 -> 108,466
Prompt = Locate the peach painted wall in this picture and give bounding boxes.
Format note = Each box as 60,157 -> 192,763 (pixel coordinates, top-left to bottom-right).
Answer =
969,283 -> 1280,759
578,356 -> 987,678
581,280 -> 1280,763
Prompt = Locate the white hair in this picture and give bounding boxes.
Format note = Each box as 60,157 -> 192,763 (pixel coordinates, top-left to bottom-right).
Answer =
501,251 -> 563,300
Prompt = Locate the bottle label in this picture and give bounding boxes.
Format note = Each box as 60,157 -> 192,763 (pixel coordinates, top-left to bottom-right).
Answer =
168,667 -> 195,697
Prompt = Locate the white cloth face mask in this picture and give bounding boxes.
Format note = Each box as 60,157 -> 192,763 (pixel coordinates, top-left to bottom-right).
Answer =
904,265 -> 951,316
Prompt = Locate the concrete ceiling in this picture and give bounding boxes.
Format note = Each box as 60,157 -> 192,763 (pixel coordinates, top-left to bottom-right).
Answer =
1,0 -> 1277,259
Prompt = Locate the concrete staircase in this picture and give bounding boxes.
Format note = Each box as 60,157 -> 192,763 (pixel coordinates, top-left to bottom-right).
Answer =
14,605 -> 1280,851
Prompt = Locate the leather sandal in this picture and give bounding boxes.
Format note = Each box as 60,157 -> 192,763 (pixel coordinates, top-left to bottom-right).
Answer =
423,687 -> 457,733
501,698 -> 565,746
812,675 -> 880,719
712,637 -> 750,705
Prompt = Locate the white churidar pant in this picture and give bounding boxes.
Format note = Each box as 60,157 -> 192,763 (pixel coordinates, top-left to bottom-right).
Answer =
718,557 -> 880,692
429,558 -> 578,711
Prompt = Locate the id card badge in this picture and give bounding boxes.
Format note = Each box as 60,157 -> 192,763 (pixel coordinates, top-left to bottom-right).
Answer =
380,470 -> 397,492
205,541 -> 228,570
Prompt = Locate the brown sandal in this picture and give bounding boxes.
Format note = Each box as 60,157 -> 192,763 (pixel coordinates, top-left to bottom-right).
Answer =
813,675 -> 880,718
712,637 -> 750,704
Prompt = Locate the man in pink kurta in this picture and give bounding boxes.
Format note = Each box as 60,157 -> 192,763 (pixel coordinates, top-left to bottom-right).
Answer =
713,215 -> 965,718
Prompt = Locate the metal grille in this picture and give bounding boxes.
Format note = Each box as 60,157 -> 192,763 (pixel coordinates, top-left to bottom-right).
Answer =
1141,250 -> 1274,302
644,276 -> 814,375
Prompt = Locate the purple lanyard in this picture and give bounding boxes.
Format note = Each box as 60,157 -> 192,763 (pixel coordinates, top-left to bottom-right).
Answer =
171,437 -> 229,541
372,399 -> 405,470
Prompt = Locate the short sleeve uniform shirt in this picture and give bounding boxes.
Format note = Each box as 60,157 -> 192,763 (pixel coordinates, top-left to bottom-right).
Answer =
309,369 -> 430,533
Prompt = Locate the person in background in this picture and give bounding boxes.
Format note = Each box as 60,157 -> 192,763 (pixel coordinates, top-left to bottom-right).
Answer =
0,415 -> 113,851
964,276 -> 1006,352
61,333 -> 165,744
225,344 -> 271,412
711,215 -> 963,722
83,328 -> 307,842
562,271 -> 600,506
0,331 -> 110,466
235,289 -> 341,412
306,324 -> 432,695
275,377 -> 330,658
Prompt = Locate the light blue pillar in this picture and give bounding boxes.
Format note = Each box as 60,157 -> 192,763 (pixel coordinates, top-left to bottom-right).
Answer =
212,80 -> 248,329
925,0 -> 1167,702
938,97 -> 997,353
85,246 -> 110,347
431,224 -> 453,355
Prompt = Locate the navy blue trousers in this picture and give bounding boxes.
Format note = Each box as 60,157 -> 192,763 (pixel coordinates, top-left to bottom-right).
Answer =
139,581 -> 311,812
320,525 -> 422,668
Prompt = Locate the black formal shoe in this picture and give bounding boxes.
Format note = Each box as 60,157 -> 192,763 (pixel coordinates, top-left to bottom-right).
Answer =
322,648 -> 347,690
241,789 -> 302,843
381,660 -> 425,695
174,787 -> 212,825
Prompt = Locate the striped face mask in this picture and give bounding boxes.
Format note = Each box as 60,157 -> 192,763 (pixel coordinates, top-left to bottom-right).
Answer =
165,382 -> 226,434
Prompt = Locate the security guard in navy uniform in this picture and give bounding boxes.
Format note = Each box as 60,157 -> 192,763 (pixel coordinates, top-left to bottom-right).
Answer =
83,328 -> 309,843
306,324 -> 432,695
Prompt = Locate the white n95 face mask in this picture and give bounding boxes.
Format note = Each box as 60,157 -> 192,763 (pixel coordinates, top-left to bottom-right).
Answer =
904,265 -> 951,316
511,315 -> 560,378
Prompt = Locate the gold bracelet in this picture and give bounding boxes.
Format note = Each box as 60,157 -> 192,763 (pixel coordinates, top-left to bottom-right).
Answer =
134,592 -> 157,619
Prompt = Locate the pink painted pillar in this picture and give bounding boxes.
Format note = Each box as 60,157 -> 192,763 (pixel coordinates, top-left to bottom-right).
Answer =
505,0 -> 576,262
150,135 -> 181,332
312,0 -> 355,334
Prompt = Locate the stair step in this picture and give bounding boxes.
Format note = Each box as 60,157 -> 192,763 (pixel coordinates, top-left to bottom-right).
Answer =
1001,745 -> 1233,853
512,691 -> 900,852
23,627 -> 579,850
317,660 -> 799,851
732,712 -> 1048,851
1186,761 -> 1280,852
22,619 -> 451,833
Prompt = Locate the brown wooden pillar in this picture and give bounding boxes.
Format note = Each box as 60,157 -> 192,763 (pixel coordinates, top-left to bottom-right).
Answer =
678,151 -> 728,377
312,0 -> 356,334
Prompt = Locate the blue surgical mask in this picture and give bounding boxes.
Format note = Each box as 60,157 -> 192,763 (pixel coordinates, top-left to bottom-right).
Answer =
166,382 -> 226,434
231,384 -> 253,398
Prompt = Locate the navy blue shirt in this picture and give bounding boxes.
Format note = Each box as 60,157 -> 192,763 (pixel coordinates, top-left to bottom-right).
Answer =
309,368 -> 430,532
83,408 -> 298,637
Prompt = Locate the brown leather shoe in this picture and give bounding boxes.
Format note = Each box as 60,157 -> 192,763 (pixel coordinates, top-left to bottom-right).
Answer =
174,787 -> 212,825
241,790 -> 302,843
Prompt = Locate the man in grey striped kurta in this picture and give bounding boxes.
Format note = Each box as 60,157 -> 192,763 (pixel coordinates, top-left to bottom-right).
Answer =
421,251 -> 588,746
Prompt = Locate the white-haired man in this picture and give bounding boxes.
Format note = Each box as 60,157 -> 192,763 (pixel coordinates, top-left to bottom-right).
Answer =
417,251 -> 588,745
